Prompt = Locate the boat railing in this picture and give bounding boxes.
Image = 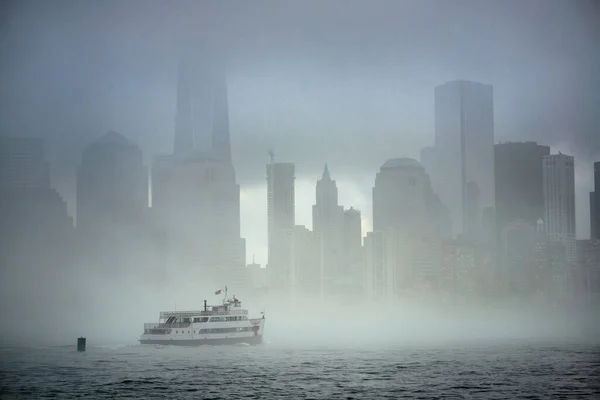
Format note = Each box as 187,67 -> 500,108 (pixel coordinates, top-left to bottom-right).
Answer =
159,309 -> 247,318
156,322 -> 191,329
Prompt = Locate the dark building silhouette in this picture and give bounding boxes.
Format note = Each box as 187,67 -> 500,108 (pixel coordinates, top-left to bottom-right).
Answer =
576,239 -> 600,305
152,58 -> 245,285
494,142 -> 550,287
266,161 -> 295,291
494,142 -> 550,234
0,138 -> 73,267
0,137 -> 73,325
76,131 -> 148,274
591,161 -> 599,240
543,153 -> 576,265
0,137 -> 50,189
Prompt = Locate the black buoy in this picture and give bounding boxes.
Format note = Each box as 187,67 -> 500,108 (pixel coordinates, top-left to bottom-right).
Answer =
77,337 -> 86,352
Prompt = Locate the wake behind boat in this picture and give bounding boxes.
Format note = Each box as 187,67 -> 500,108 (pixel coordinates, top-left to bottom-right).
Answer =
139,287 -> 265,346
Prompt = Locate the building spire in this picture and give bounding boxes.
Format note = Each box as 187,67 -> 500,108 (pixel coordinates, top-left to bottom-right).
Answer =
173,53 -> 232,162
322,163 -> 331,180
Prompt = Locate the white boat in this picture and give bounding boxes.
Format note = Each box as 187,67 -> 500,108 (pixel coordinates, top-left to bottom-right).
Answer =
139,287 -> 265,346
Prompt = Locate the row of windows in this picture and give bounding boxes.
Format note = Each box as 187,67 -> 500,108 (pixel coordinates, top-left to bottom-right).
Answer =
177,316 -> 248,323
209,316 -> 248,322
172,327 -> 254,335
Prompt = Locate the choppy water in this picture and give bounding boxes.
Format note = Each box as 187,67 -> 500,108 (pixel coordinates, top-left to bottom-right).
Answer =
1,340 -> 599,399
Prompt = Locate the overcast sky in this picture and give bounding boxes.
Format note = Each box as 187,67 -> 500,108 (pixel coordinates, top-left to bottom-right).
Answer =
1,0 -> 598,265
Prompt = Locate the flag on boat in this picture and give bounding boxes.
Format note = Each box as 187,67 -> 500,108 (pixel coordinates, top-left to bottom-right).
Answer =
215,289 -> 222,295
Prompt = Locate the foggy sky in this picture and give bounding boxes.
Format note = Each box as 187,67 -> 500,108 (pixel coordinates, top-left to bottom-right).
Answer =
1,0 -> 598,265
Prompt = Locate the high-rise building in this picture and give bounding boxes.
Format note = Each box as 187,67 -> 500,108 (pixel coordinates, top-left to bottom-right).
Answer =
434,80 -> 495,239
0,136 -> 50,189
369,158 -> 448,292
153,152 -> 245,273
151,56 -> 246,285
364,230 -> 419,301
363,231 -> 394,302
76,131 -> 149,273
291,225 -> 322,302
343,207 -> 363,292
312,164 -> 344,295
77,131 -> 148,234
373,158 -> 450,239
266,162 -> 295,291
440,239 -> 495,299
500,220 -> 538,296
576,239 -> 600,305
543,153 -> 576,264
494,142 -> 550,288
590,161 -> 599,240
0,137 -> 73,327
174,56 -> 231,161
495,142 -> 550,234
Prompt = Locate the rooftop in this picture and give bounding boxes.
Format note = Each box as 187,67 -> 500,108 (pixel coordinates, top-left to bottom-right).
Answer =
381,158 -> 423,169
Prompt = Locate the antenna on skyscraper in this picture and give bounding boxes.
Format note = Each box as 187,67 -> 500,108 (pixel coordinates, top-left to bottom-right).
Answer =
268,149 -> 275,164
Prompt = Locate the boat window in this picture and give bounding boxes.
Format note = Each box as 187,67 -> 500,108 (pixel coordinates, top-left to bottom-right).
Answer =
199,327 -> 253,334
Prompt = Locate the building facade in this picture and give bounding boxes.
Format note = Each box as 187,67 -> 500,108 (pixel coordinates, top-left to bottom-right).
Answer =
267,162 -> 295,291
312,164 -> 344,296
76,131 -> 149,274
543,153 -> 576,264
151,58 -> 246,286
433,80 -> 495,239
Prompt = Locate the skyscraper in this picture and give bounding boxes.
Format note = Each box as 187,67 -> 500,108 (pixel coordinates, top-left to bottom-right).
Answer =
373,158 -> 450,238
0,137 -> 50,189
0,137 -> 74,339
76,131 -> 149,273
266,162 -> 295,291
152,55 -> 246,283
371,158 -> 448,289
343,207 -> 363,291
434,80 -> 495,239
495,142 -> 550,233
0,137 -> 73,281
590,161 -> 599,240
77,131 -> 148,234
174,56 -> 231,161
312,164 -> 344,295
495,142 -> 551,286
543,153 -> 576,264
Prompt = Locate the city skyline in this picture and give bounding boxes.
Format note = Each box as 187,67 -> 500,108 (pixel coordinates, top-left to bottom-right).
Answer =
1,1 -> 598,268
1,0 -> 599,356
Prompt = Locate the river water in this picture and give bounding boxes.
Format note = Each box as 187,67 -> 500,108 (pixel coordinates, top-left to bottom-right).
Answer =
1,339 -> 598,399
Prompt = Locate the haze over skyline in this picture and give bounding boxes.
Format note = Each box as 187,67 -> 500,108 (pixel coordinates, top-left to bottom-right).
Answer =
1,0 -> 598,265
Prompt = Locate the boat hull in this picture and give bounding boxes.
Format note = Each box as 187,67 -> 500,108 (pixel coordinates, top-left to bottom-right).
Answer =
139,335 -> 263,346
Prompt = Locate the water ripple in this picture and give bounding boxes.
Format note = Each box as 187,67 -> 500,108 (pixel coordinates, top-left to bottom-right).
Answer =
0,341 -> 599,399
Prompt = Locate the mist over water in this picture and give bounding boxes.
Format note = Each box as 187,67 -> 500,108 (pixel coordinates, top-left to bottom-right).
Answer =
2,261 -> 597,349
1,1 -> 599,398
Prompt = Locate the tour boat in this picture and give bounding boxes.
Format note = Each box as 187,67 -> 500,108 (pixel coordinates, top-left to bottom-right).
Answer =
139,287 -> 265,346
